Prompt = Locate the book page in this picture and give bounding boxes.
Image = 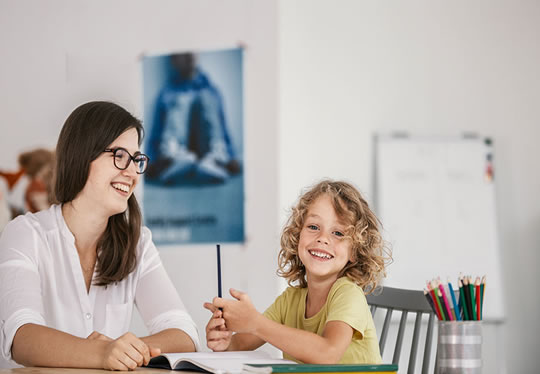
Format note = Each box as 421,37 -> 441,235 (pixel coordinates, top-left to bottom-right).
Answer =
149,351 -> 296,373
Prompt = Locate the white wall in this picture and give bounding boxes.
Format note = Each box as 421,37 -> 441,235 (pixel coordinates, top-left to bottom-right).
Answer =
2,0 -> 539,372
279,1 -> 540,373
0,0 -> 280,353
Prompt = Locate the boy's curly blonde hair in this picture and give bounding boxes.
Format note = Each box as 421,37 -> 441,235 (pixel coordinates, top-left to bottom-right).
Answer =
278,179 -> 392,294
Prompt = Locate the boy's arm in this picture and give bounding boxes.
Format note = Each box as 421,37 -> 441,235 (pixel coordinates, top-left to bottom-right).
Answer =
215,289 -> 354,363
228,333 -> 266,351
247,315 -> 352,363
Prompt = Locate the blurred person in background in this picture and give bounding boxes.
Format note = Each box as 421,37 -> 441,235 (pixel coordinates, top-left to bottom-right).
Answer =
0,148 -> 55,216
0,187 -> 10,233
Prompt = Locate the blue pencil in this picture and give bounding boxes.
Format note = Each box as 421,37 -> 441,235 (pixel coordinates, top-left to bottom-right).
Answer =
448,278 -> 461,321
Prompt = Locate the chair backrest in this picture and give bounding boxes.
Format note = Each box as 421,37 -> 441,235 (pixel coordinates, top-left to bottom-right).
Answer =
366,287 -> 436,374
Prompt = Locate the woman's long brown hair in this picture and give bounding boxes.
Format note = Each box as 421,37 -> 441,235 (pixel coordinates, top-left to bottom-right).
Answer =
54,101 -> 143,286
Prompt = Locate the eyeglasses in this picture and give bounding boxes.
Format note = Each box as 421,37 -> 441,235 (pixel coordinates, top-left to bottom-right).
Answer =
103,147 -> 150,174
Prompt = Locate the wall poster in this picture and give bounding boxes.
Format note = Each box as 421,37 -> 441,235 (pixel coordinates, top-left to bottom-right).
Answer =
142,48 -> 244,245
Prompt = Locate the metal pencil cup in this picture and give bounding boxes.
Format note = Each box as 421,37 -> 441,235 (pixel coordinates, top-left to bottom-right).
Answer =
436,321 -> 482,374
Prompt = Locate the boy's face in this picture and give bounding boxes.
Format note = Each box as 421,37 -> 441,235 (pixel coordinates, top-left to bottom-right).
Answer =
298,194 -> 354,284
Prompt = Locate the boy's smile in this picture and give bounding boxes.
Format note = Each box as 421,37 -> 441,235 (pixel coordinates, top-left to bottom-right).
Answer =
298,194 -> 353,282
308,249 -> 334,260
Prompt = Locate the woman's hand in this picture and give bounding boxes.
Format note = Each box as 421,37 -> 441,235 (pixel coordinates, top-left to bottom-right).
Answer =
87,331 -> 112,342
212,289 -> 262,334
100,332 -> 161,371
203,302 -> 232,351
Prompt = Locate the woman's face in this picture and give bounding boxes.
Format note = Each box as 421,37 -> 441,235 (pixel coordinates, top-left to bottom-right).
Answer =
78,128 -> 140,217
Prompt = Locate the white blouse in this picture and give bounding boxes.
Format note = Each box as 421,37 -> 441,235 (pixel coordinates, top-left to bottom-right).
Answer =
0,205 -> 200,368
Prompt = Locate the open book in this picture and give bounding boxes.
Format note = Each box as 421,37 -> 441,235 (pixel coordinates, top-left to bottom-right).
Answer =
147,351 -> 296,373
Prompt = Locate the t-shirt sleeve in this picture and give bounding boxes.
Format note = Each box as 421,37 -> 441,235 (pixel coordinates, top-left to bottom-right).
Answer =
263,288 -> 290,324
0,216 -> 46,363
134,227 -> 200,350
326,282 -> 369,339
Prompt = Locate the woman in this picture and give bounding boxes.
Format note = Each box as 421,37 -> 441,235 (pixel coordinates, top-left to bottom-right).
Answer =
0,101 -> 199,370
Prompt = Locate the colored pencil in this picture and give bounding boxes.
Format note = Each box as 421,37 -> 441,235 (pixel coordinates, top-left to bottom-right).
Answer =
468,276 -> 477,320
426,274 -> 486,321
216,244 -> 222,298
427,282 -> 442,320
448,279 -> 461,321
443,282 -> 457,320
424,289 -> 437,317
437,289 -> 449,320
475,277 -> 481,320
462,277 -> 473,320
432,280 -> 448,321
457,276 -> 465,320
480,276 -> 486,319
457,273 -> 464,320
438,280 -> 454,321
427,281 -> 444,320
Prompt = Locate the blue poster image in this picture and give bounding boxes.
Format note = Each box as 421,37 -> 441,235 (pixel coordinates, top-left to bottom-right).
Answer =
142,48 -> 244,245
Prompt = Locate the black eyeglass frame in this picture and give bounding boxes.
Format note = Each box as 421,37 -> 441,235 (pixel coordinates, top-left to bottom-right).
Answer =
103,147 -> 150,174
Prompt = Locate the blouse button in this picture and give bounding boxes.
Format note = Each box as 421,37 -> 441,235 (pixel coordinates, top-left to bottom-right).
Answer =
85,312 -> 92,320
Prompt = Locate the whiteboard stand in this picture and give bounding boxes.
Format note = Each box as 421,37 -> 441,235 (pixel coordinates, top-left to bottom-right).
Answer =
373,133 -> 505,322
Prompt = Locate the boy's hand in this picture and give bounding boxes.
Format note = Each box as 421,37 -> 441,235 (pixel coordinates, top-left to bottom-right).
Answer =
203,302 -> 232,351
212,289 -> 262,334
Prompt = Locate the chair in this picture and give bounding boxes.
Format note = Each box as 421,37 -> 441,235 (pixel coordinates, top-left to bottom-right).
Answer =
366,287 -> 436,374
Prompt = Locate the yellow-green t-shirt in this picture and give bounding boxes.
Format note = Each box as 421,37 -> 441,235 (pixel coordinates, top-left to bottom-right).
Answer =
263,277 -> 381,364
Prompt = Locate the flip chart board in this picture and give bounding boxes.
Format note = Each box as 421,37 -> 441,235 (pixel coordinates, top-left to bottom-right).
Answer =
374,134 -> 504,320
